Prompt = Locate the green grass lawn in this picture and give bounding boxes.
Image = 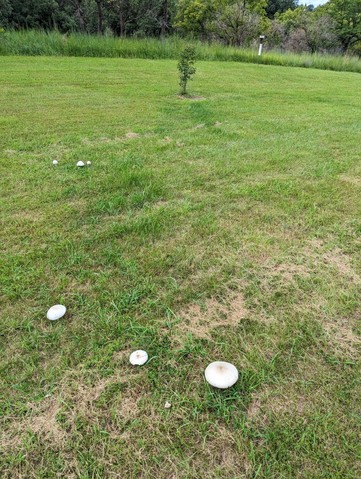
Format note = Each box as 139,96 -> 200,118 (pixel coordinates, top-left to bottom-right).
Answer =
1,56 -> 361,479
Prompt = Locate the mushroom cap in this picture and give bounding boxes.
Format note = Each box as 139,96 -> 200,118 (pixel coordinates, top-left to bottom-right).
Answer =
47,304 -> 66,321
204,361 -> 239,389
76,161 -> 85,167
52,160 -> 58,165
86,161 -> 91,166
129,350 -> 148,366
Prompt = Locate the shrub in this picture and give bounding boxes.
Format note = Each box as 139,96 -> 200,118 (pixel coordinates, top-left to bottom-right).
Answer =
177,45 -> 196,95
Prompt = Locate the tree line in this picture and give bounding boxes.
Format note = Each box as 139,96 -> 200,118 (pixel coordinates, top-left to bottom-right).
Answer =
0,0 -> 360,54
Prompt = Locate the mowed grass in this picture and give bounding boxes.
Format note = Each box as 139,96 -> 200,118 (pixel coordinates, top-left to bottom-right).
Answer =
0,56 -> 361,479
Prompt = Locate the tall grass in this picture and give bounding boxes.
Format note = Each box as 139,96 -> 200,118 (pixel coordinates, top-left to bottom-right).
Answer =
1,30 -> 360,74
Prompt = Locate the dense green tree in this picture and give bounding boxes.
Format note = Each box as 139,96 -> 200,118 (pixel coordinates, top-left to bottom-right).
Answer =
208,1 -> 266,45
7,0 -> 60,29
174,0 -> 214,35
175,0 -> 267,38
0,0 -> 12,27
325,0 -> 361,51
277,6 -> 340,53
266,0 -> 298,19
276,5 -> 310,32
106,0 -> 130,35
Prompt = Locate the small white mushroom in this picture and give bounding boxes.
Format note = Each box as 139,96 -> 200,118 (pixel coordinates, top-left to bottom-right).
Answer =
47,304 -> 66,321
52,160 -> 58,165
204,361 -> 239,389
129,350 -> 148,366
76,161 -> 85,167
164,401 -> 172,409
86,161 -> 91,166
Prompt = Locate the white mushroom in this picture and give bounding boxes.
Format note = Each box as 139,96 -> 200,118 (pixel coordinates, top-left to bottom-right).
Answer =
129,350 -> 148,366
204,361 -> 239,389
76,161 -> 85,167
52,160 -> 58,165
86,161 -> 91,166
47,304 -> 67,321
164,401 -> 172,409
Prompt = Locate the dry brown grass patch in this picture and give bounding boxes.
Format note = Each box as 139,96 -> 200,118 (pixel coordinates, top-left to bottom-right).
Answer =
272,262 -> 310,281
322,247 -> 361,283
125,132 -> 140,139
247,385 -> 308,427
1,395 -> 66,452
340,175 -> 361,187
190,425 -> 249,478
177,95 -> 206,101
306,239 -> 360,281
2,365 -> 147,454
175,289 -> 248,341
322,315 -> 361,356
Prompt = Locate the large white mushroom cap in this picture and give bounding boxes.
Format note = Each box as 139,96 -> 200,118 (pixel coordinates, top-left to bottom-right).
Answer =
204,361 -> 239,389
47,304 -> 67,321
129,350 -> 148,366
76,161 -> 85,167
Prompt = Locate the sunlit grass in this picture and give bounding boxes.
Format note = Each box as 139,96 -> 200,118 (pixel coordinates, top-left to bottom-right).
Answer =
1,56 -> 360,478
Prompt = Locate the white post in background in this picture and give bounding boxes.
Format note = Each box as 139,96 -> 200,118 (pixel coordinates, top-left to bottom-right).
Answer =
258,35 -> 265,56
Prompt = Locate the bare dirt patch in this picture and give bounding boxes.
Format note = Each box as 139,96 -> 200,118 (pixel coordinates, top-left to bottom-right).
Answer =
177,95 -> 206,101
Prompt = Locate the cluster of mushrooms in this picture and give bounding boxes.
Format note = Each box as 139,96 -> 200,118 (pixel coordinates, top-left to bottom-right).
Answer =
47,305 -> 239,391
47,160 -> 238,397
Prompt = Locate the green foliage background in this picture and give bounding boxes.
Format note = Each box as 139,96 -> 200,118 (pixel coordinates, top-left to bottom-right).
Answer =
0,0 -> 360,54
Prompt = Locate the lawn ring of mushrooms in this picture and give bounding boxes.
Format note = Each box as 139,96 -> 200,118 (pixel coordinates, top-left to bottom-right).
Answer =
204,361 -> 239,389
47,304 -> 67,321
129,350 -> 148,366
